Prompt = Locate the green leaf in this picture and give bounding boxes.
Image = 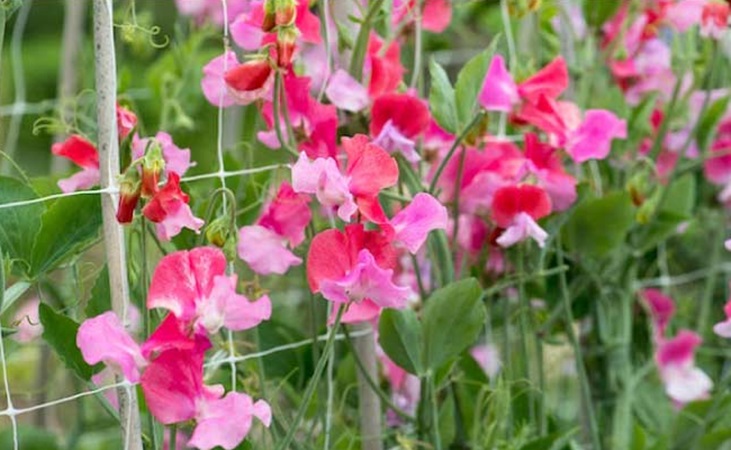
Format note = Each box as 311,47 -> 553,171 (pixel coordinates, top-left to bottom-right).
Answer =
29,193 -> 102,278
378,308 -> 424,376
85,266 -> 111,318
639,175 -> 696,252
696,95 -> 731,152
422,278 -> 485,371
0,281 -> 31,316
39,303 -> 96,381
583,0 -> 622,28
562,191 -> 636,259
0,426 -> 60,450
454,39 -> 497,127
0,176 -> 44,273
520,428 -> 579,450
428,58 -> 458,134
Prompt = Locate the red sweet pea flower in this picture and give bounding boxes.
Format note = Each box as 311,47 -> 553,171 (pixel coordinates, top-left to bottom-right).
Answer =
51,135 -> 100,193
491,184 -> 552,248
224,58 -> 275,105
366,34 -> 405,98
307,224 -> 410,323
116,103 -> 138,140
142,172 -> 205,241
371,93 -> 431,162
517,56 -> 569,104
393,0 -> 453,33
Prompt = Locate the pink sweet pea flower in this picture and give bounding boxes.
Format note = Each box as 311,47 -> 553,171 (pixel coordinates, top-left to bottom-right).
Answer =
656,330 -> 713,405
701,1 -> 729,39
371,93 -> 431,162
478,54 -> 519,112
238,225 -> 303,275
307,224 -> 410,318
77,312 -> 147,382
201,51 -> 239,108
325,69 -> 370,112
116,104 -> 138,139
230,0 -> 321,50
366,34 -> 405,98
565,109 -> 628,162
52,135 -> 100,193
132,132 -> 192,177
517,56 -> 569,104
257,182 -> 312,247
523,133 -> 577,211
142,173 -> 204,240
640,289 -> 676,341
224,58 -> 275,106
141,346 -> 271,450
492,184 -> 552,248
292,135 -> 399,223
389,193 -> 448,253
713,293 -> 731,337
148,247 -> 271,334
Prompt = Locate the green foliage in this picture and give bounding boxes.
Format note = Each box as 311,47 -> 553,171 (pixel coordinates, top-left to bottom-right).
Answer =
378,308 -> 424,376
85,266 -> 111,318
428,58 -> 458,134
0,426 -> 59,450
29,194 -> 102,278
39,303 -> 97,381
639,174 -> 696,252
0,176 -> 43,273
696,95 -> 731,152
583,0 -> 622,29
423,278 -> 485,371
454,39 -> 497,127
562,191 -> 636,260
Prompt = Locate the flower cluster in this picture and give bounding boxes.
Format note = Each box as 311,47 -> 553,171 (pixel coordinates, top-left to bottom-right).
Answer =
77,247 -> 272,450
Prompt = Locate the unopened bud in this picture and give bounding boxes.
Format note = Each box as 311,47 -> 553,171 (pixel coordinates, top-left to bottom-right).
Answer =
205,216 -> 231,248
116,169 -> 141,224
141,142 -> 166,198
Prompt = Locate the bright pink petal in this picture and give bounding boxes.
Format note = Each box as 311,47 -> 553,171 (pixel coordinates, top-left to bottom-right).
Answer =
140,348 -> 203,424
422,0 -> 452,32
295,0 -> 322,44
52,135 -> 99,169
194,273 -> 272,332
325,69 -> 369,112
202,51 -> 239,108
257,182 -> 312,247
370,93 -> 430,138
566,109 -> 627,163
320,249 -> 411,309
237,225 -> 302,275
640,289 -> 675,338
77,312 -> 146,383
390,193 -> 448,253
478,55 -> 519,112
344,135 -> 399,198
291,152 -> 357,221
155,202 -> 205,241
141,314 -> 195,359
188,392 -> 270,450
230,13 -> 265,51
492,185 -> 552,227
307,228 -> 353,293
656,330 -> 712,404
518,56 -> 569,102
337,299 -> 382,324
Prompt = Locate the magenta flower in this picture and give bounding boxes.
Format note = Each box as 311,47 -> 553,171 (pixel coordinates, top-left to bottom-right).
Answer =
713,295 -> 731,337
52,135 -> 100,193
142,173 -> 205,241
77,312 -> 147,382
640,289 -> 676,341
478,54 -> 519,112
655,330 -> 713,405
389,193 -> 448,254
238,225 -> 303,275
565,109 -> 628,163
148,247 -> 271,335
371,93 -> 431,162
492,185 -> 552,248
201,51 -> 239,108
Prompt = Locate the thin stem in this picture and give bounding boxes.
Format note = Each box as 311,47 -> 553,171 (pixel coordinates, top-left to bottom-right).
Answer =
275,305 -> 346,450
169,424 -> 177,450
696,213 -> 724,335
409,0 -> 423,89
428,113 -> 484,194
429,373 -> 442,450
272,72 -> 299,158
349,0 -> 385,82
557,236 -> 601,450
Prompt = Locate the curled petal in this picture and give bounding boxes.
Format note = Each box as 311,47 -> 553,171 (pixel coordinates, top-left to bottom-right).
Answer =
77,312 -> 145,383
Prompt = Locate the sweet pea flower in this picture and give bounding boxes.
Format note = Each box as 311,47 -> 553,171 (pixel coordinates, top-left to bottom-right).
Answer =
517,56 -> 569,104
478,54 -> 519,112
325,69 -> 370,113
142,173 -> 204,240
656,330 -> 713,405
257,182 -> 312,247
491,184 -> 552,248
701,1 -> 729,39
523,133 -> 578,211
307,224 -> 410,322
565,109 -> 628,162
292,135 -> 399,223
77,312 -> 147,382
224,58 -> 275,105
389,193 -> 448,253
371,93 -> 431,162
201,51 -> 239,108
148,247 -> 271,335
116,104 -> 138,139
393,0 -> 452,33
238,225 -> 303,275
52,135 -> 100,193
365,34 -> 405,98
140,345 -> 271,450
640,289 -> 676,341
230,0 -> 321,51
132,132 -> 192,177
712,293 -> 731,337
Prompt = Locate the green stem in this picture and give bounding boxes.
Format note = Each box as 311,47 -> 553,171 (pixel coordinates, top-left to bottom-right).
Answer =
429,373 -> 442,450
275,305 -> 345,450
556,236 -> 602,450
272,71 -> 299,158
169,424 -> 177,450
428,113 -> 484,194
515,245 -> 535,428
696,213 -> 724,335
349,0 -> 385,82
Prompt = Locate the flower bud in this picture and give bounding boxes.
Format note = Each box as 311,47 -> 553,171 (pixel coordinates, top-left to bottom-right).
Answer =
274,0 -> 297,27
116,169 -> 141,224
262,0 -> 277,32
224,58 -> 275,105
276,26 -> 299,67
141,142 -> 166,198
205,216 -> 231,248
